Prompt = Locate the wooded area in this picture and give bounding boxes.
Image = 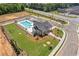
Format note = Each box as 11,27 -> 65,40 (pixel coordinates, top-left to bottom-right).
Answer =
26,3 -> 79,12
0,4 -> 25,15
0,3 -> 79,15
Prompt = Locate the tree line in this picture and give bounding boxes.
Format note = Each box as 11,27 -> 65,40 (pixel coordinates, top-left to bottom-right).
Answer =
0,3 -> 79,15
26,3 -> 79,12
0,3 -> 25,15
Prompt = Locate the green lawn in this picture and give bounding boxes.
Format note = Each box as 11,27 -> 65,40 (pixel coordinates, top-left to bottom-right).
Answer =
52,28 -> 63,38
50,10 -> 60,15
67,15 -> 78,18
4,23 -> 59,56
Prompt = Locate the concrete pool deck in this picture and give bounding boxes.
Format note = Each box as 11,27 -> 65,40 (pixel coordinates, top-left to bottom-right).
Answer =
17,20 -> 33,33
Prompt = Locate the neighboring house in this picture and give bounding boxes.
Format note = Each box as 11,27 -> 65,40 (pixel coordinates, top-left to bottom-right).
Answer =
58,8 -> 66,13
66,6 -> 79,15
58,6 -> 79,15
32,21 -> 52,37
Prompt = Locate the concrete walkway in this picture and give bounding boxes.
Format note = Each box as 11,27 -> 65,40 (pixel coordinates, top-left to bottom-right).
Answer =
48,32 -> 61,40
77,27 -> 79,56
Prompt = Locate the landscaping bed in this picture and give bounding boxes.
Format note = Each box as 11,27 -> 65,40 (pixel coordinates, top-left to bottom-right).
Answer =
4,23 -> 59,56
52,28 -> 63,38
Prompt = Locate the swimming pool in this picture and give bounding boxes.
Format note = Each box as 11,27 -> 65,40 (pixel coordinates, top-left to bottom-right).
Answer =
17,20 -> 33,28
17,20 -> 33,33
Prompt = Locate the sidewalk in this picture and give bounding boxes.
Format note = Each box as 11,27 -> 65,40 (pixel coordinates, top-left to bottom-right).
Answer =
48,32 -> 61,40
77,27 -> 79,56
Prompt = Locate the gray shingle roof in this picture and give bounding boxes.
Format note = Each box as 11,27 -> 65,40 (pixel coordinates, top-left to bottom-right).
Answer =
32,21 -> 52,36
33,21 -> 52,31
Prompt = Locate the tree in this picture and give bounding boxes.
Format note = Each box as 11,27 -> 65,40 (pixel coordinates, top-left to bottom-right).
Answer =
25,3 -> 79,12
0,3 -> 25,15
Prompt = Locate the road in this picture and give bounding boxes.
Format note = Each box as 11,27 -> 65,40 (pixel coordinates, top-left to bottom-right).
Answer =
53,14 -> 79,56
57,21 -> 78,56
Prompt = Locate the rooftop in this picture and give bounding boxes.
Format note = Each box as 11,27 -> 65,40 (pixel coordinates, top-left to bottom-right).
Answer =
33,21 -> 52,31
32,21 -> 52,36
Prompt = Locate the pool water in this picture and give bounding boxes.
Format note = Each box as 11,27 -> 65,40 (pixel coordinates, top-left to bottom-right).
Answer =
21,21 -> 32,28
17,20 -> 33,29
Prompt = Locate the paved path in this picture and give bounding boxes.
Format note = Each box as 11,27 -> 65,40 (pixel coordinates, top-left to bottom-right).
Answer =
49,32 -> 61,40
77,29 -> 79,56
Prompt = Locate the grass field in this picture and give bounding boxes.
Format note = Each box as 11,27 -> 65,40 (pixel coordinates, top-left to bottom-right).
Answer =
67,15 -> 78,18
52,28 -> 63,38
50,10 -> 60,14
4,23 -> 59,56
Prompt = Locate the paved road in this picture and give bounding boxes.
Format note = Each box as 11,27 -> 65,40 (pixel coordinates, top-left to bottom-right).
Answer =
57,22 -> 78,56
53,14 -> 79,56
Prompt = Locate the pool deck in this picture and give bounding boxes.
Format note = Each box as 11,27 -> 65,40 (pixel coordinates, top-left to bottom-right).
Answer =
17,20 -> 33,33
